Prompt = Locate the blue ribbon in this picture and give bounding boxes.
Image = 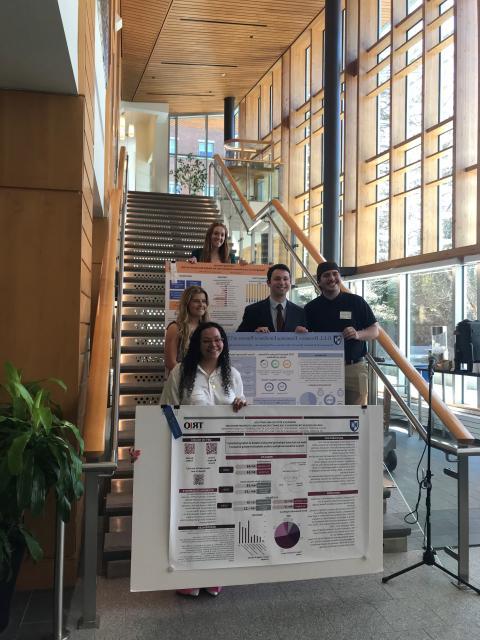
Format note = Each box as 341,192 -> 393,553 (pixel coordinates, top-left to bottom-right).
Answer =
162,404 -> 182,439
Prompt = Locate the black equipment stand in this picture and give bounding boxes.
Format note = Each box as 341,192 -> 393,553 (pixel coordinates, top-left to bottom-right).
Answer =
382,354 -> 480,594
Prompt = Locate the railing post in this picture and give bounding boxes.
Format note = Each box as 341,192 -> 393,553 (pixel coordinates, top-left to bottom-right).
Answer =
78,472 -> 100,629
51,512 -> 69,640
457,453 -> 470,583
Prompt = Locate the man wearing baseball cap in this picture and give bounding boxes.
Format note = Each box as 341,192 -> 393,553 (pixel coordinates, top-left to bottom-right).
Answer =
304,261 -> 379,405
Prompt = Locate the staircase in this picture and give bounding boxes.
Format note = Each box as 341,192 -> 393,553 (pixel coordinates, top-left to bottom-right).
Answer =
103,191 -> 222,577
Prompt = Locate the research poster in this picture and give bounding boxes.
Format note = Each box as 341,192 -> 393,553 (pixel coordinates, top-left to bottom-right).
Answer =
169,406 -> 368,570
228,332 -> 345,405
131,405 -> 383,591
164,261 -> 269,331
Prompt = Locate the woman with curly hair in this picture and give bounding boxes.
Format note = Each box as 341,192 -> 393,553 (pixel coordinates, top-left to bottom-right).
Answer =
164,285 -> 209,376
160,321 -> 246,597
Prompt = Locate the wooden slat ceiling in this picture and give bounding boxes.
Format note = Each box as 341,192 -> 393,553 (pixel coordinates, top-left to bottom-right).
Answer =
121,0 -> 325,114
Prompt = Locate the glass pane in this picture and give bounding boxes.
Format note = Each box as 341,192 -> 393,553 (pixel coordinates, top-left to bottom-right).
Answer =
409,268 -> 456,365
364,276 -> 400,359
464,264 -> 480,321
378,0 -> 391,38
377,88 -> 390,153
376,203 -> 389,262
407,0 -> 422,13
169,155 -> 176,193
177,115 -> 206,156
405,65 -> 422,138
405,190 -> 421,256
438,180 -> 452,250
439,45 -> 454,121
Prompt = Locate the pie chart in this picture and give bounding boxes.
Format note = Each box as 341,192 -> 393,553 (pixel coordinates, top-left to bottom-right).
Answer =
274,521 -> 300,549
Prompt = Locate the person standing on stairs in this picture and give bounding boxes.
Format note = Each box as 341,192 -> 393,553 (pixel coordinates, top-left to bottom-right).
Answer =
160,321 -> 247,597
236,263 -> 307,333
188,222 -> 237,264
164,285 -> 210,376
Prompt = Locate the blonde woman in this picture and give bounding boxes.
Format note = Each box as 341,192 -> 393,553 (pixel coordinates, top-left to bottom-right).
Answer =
164,286 -> 209,375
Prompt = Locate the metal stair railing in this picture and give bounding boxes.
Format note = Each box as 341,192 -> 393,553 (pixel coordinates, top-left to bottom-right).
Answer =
212,152 -> 480,585
77,151 -> 128,630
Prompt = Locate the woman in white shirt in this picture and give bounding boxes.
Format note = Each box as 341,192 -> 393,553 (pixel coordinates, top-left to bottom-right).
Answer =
160,321 -> 246,596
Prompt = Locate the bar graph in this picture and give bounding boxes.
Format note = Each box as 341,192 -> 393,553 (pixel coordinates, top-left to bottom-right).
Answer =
238,520 -> 263,544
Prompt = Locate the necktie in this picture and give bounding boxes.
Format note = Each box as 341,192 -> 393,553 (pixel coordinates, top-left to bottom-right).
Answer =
276,304 -> 284,332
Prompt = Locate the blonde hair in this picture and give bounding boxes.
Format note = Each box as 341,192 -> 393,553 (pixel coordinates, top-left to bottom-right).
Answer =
176,286 -> 210,358
202,222 -> 230,263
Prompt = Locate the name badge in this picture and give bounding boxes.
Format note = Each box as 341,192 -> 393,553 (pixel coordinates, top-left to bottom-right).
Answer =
340,311 -> 352,320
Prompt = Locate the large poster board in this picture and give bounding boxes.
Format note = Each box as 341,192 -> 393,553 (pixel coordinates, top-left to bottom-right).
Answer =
131,405 -> 383,592
228,332 -> 345,405
164,261 -> 269,331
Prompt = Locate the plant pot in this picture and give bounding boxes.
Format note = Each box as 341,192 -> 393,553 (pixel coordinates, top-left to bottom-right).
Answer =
0,537 -> 25,633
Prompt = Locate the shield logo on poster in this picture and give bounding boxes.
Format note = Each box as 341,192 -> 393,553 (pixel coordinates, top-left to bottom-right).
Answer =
334,335 -> 342,345
349,419 -> 359,432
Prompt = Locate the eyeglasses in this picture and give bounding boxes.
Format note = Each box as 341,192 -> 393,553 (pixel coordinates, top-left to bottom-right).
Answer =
201,338 -> 224,345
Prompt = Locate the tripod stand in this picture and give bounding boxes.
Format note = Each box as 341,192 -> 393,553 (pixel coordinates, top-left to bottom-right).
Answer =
382,354 -> 480,594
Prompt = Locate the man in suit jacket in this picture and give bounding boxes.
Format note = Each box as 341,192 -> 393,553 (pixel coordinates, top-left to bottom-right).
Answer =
237,263 -> 306,333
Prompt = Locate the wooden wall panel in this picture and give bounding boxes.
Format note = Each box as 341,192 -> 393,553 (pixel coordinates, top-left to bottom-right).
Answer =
0,188 -> 82,419
0,91 -> 83,190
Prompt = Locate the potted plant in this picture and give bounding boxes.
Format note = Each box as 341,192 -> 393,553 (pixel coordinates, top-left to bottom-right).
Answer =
170,153 -> 207,195
0,362 -> 84,632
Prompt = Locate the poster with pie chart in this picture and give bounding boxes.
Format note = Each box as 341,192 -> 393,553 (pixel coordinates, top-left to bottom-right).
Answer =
274,521 -> 301,549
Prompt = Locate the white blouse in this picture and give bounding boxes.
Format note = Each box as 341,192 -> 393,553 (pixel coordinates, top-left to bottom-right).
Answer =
160,363 -> 244,406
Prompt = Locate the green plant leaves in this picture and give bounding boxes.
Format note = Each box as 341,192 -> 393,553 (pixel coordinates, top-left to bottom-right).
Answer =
0,362 -> 84,573
7,432 -> 31,475
19,526 -> 43,562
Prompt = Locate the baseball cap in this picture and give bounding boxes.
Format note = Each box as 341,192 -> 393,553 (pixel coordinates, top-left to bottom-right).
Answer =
316,261 -> 341,278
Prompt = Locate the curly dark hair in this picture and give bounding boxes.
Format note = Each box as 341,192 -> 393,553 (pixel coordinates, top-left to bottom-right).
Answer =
179,322 -> 232,402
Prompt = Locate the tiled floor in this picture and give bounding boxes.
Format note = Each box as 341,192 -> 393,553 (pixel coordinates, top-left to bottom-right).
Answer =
3,428 -> 480,640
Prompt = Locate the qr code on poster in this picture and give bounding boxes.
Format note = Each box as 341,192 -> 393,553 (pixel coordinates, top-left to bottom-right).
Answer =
193,473 -> 204,486
184,442 -> 195,455
206,442 -> 217,455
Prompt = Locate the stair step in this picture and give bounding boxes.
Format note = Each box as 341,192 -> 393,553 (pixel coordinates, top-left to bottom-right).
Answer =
120,353 -> 165,371
115,457 -> 134,478
126,214 -> 218,224
123,294 -> 165,307
123,283 -> 164,295
124,243 -> 201,253
121,262 -> 167,272
122,320 -> 165,335
118,394 -> 162,418
119,393 -> 162,409
109,515 -> 132,533
121,337 -> 164,352
118,419 -> 136,445
122,308 -> 165,321
124,272 -> 168,283
111,478 -> 133,493
104,531 -> 132,555
124,254 -> 171,265
120,372 -> 164,392
105,491 -> 133,514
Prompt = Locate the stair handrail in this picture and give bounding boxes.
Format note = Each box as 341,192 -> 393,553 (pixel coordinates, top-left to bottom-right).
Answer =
83,146 -> 127,455
213,155 -> 474,445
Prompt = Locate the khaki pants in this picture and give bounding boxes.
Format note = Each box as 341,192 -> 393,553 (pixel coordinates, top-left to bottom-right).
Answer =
345,361 -> 368,406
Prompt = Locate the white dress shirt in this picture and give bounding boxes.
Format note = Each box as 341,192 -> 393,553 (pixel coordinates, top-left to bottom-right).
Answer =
160,363 -> 244,406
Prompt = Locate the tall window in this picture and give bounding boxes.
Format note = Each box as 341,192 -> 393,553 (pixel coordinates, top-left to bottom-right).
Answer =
169,114 -> 222,195
305,46 -> 311,102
